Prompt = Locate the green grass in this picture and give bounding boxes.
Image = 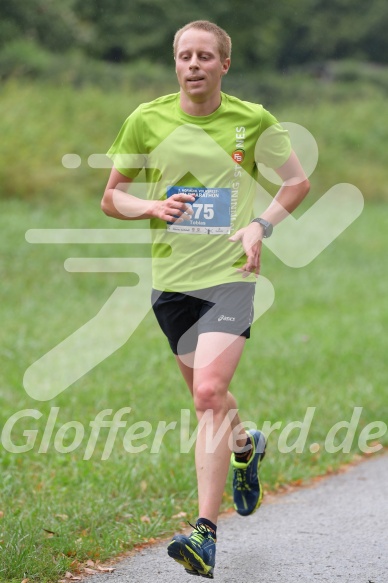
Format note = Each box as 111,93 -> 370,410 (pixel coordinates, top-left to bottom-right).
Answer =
0,196 -> 387,582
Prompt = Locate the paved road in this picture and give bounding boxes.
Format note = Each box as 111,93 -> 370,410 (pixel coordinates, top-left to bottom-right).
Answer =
88,454 -> 387,583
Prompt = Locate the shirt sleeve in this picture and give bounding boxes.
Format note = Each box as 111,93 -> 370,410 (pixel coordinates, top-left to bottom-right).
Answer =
255,109 -> 291,169
106,105 -> 147,179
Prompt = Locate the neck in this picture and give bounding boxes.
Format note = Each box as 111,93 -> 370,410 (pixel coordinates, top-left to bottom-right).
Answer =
179,91 -> 222,117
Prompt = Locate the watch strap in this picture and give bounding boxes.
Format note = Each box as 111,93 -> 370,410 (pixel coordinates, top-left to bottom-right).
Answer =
251,217 -> 273,238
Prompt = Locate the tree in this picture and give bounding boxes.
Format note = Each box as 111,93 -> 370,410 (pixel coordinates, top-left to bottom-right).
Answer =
0,0 -> 83,52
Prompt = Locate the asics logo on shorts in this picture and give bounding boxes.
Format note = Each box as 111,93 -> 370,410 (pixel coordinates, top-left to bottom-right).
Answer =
218,315 -> 236,322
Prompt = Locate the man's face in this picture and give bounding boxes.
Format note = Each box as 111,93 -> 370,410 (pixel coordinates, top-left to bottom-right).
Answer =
175,29 -> 230,104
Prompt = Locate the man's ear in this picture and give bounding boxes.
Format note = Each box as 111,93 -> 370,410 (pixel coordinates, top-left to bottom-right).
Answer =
222,58 -> 231,76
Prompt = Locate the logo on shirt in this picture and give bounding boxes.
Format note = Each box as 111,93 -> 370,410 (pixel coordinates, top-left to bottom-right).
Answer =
232,148 -> 245,164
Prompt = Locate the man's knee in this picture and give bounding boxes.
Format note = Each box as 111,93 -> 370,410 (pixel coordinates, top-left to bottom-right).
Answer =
194,380 -> 227,413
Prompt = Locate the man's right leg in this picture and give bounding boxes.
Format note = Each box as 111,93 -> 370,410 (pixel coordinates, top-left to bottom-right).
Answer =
169,334 -> 249,578
175,354 -> 249,452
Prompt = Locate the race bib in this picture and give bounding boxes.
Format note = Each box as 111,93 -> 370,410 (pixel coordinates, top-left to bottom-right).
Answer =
167,186 -> 231,235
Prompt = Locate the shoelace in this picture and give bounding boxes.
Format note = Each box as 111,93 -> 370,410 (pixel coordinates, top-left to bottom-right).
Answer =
188,522 -> 215,545
234,467 -> 251,491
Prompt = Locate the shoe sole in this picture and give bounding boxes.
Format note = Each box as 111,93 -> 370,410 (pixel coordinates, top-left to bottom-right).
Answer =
168,539 -> 214,579
168,540 -> 199,575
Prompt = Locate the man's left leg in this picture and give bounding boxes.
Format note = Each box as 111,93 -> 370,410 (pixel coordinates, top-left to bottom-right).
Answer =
192,332 -> 247,524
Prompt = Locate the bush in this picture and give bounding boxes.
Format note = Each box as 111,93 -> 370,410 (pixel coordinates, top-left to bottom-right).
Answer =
0,40 -> 176,92
0,40 -> 53,80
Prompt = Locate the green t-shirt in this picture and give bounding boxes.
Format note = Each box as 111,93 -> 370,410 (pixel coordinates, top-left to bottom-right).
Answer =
107,92 -> 291,292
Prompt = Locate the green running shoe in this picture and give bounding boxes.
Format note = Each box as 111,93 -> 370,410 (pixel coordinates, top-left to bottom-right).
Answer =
231,429 -> 266,516
167,522 -> 216,578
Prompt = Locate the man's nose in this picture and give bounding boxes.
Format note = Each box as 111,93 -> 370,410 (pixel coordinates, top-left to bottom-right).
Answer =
189,55 -> 199,68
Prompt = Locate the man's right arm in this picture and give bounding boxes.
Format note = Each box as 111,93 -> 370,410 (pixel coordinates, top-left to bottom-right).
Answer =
101,166 -> 195,222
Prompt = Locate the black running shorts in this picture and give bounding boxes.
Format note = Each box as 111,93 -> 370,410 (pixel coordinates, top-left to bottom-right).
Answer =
151,282 -> 256,355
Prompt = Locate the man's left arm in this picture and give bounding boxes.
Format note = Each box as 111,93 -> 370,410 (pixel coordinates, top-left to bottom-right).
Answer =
229,150 -> 310,276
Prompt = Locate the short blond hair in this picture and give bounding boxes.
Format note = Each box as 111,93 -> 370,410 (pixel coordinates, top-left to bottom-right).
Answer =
173,20 -> 232,62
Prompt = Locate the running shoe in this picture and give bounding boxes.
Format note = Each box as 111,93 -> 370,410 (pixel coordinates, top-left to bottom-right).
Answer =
231,429 -> 266,516
167,522 -> 216,578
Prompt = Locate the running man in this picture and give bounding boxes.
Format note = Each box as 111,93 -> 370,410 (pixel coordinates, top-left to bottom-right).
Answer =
102,20 -> 310,578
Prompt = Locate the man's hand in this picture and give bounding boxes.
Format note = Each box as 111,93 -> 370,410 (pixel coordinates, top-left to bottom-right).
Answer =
228,222 -> 264,277
152,193 -> 195,223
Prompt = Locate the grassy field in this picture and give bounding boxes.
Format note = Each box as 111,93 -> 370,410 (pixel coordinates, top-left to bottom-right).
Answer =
0,79 -> 387,581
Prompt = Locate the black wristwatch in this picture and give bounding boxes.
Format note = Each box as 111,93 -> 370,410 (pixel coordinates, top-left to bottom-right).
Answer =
251,217 -> 273,238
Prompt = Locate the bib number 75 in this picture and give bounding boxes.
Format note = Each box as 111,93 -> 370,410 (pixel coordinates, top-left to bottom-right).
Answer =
192,203 -> 214,220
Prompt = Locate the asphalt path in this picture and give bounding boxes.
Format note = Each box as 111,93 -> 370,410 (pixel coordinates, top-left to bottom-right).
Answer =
87,454 -> 387,583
